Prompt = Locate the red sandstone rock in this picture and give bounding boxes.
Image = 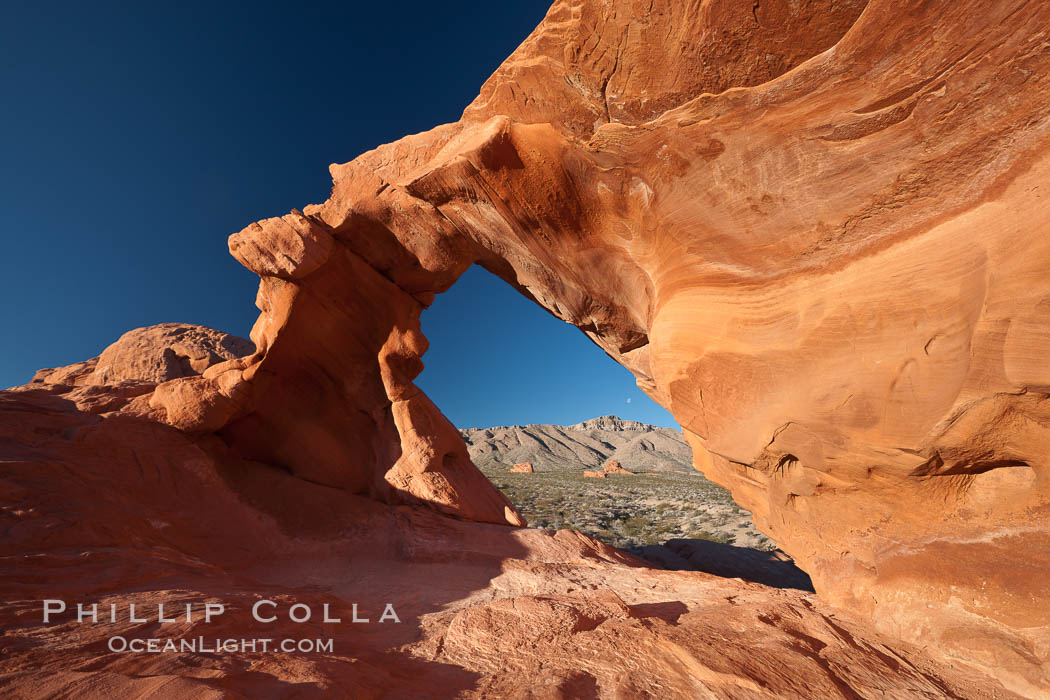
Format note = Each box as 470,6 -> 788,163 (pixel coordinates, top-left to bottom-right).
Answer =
142,0 -> 1049,689
0,387 -> 1019,698
582,470 -> 606,479
602,459 -> 632,475
510,462 -> 534,473
30,323 -> 254,387
5,0 -> 1050,695
228,209 -> 334,280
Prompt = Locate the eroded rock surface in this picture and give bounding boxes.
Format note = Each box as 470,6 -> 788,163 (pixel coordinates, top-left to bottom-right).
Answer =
157,0 -> 1050,690
30,323 -> 254,388
0,388 -> 1020,698
5,0 -> 1050,695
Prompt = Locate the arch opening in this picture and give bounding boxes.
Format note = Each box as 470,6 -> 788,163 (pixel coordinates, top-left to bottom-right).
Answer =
418,265 -> 812,591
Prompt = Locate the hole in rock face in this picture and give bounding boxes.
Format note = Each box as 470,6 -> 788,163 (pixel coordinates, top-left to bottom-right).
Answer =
418,265 -> 813,590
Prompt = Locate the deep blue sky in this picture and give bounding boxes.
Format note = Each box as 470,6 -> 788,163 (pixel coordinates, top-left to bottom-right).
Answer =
420,266 -> 676,428
1,1 -> 676,428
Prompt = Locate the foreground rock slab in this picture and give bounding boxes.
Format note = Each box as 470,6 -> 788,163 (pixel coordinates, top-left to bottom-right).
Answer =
0,385 -> 1021,698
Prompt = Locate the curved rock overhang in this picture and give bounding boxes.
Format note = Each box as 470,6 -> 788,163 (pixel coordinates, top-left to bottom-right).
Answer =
148,0 -> 1050,693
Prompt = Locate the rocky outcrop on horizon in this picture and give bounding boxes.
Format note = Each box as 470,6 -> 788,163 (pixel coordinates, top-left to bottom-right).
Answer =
3,0 -> 1050,696
28,323 -> 254,388
461,415 -> 694,473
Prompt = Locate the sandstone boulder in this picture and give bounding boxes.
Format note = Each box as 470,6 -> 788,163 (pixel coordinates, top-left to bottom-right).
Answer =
31,323 -> 254,387
583,471 -> 606,479
603,460 -> 632,475
509,462 -> 534,473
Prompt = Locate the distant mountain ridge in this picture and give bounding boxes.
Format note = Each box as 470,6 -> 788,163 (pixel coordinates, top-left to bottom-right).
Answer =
460,415 -> 695,473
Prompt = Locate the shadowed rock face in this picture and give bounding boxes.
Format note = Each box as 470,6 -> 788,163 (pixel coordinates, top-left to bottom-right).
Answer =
7,0 -> 1049,695
143,0 -> 1050,691
638,538 -> 815,593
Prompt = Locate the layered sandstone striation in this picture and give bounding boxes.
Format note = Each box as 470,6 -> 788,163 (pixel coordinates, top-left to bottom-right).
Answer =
3,0 -> 1050,695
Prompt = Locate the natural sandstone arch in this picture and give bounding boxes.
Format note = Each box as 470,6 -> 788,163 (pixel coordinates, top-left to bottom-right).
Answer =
149,0 -> 1050,693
